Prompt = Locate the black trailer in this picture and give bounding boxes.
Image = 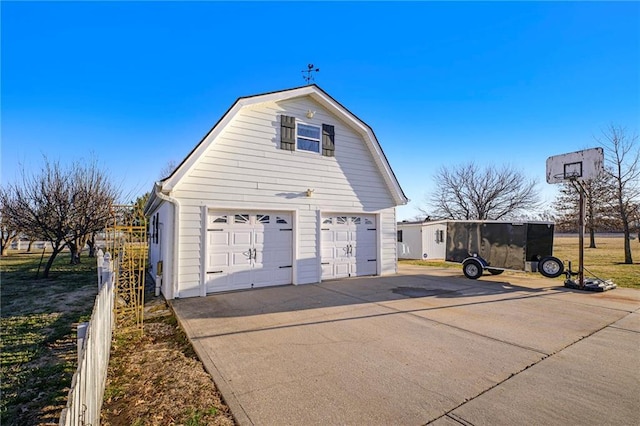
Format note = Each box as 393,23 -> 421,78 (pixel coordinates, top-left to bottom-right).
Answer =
445,221 -> 564,279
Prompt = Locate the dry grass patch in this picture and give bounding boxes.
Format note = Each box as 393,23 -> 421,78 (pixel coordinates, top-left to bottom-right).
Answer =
101,295 -> 235,426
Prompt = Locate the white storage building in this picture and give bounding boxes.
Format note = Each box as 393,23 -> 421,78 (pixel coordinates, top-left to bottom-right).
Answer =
397,220 -> 448,260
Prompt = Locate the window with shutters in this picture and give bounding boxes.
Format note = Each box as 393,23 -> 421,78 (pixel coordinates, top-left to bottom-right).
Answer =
281,115 -> 335,157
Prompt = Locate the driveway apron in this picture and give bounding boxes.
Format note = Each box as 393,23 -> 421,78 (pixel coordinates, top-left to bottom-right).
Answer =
171,265 -> 640,425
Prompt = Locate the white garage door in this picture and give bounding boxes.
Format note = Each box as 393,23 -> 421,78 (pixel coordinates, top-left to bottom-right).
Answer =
206,212 -> 292,293
321,214 -> 377,280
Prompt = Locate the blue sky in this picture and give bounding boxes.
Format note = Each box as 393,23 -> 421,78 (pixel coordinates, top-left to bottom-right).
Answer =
2,1 -> 639,221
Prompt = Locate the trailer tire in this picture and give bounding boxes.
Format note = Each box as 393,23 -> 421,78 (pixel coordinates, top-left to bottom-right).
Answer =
539,256 -> 564,278
463,259 -> 484,279
487,268 -> 504,275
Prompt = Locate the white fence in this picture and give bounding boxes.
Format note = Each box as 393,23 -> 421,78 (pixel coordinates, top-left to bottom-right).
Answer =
59,250 -> 115,426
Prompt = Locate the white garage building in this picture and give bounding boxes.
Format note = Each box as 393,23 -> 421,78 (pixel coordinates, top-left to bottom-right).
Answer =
145,85 -> 408,299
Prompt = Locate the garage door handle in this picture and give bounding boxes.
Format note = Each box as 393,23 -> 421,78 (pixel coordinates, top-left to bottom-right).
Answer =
207,270 -> 224,274
279,265 -> 292,269
368,259 -> 376,262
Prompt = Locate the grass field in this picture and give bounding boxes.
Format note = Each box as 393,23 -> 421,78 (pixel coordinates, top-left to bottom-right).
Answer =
0,250 -> 97,425
401,235 -> 639,289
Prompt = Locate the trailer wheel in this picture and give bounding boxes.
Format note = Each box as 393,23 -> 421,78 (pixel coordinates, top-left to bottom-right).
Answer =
463,259 -> 484,279
539,256 -> 564,278
487,268 -> 504,275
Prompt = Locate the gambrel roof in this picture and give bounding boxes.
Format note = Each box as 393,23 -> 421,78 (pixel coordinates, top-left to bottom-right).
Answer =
147,84 -> 408,213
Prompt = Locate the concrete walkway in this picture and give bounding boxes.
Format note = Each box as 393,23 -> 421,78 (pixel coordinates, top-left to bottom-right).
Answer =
171,265 -> 640,425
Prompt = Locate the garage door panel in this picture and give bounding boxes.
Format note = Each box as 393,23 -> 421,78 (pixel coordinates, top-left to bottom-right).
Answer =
208,253 -> 230,269
233,231 -> 252,246
206,272 -> 229,291
253,267 -> 290,288
265,248 -> 291,265
355,260 -> 377,276
207,212 -> 292,293
334,263 -> 350,278
208,231 -> 230,246
231,250 -> 252,267
321,247 -> 335,260
334,231 -> 350,242
321,214 -> 377,280
254,232 -> 265,245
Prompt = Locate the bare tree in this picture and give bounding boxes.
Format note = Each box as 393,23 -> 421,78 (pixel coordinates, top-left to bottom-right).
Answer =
65,159 -> 118,264
598,124 -> 640,264
0,187 -> 21,256
423,163 -> 540,220
159,160 -> 178,180
2,157 -> 118,276
553,171 -> 618,247
2,160 -> 73,277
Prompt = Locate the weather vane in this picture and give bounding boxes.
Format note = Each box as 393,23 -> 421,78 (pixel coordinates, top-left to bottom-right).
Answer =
302,64 -> 320,83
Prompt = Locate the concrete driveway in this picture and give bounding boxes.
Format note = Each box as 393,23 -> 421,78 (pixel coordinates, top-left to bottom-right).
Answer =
171,265 -> 640,425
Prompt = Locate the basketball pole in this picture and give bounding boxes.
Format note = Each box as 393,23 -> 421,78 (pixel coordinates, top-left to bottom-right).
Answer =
578,181 -> 585,288
571,178 -> 585,288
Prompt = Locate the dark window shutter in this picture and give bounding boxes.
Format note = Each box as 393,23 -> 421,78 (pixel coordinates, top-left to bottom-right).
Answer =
322,124 -> 335,157
154,213 -> 159,243
280,115 -> 295,151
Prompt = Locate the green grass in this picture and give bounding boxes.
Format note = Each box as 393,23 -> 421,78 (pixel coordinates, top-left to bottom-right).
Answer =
400,235 -> 639,289
183,407 -> 219,426
0,250 -> 97,425
552,236 -> 639,289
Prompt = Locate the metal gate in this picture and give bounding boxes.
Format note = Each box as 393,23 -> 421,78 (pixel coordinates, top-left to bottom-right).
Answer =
105,204 -> 147,334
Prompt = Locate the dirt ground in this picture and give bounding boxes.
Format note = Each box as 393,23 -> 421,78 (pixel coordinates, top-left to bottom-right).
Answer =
101,294 -> 235,426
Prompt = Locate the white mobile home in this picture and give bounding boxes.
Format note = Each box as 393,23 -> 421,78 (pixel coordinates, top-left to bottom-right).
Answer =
397,220 -> 448,260
145,85 -> 408,299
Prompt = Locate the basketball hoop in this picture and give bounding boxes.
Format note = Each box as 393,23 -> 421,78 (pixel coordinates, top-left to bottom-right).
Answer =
545,147 -> 615,292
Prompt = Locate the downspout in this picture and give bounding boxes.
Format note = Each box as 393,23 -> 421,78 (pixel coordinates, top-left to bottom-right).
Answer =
153,184 -> 181,299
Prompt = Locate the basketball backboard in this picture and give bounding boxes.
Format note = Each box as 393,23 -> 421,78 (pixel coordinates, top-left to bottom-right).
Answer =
546,147 -> 604,184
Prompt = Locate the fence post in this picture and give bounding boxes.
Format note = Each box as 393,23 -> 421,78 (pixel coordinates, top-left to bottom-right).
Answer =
101,252 -> 112,292
77,322 -> 89,365
96,249 -> 104,290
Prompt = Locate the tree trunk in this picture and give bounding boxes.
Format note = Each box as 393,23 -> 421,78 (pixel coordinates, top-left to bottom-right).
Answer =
42,247 -> 62,278
27,240 -> 34,253
623,226 -> 633,264
68,241 -> 80,265
620,210 -> 633,263
87,233 -> 96,257
0,234 -> 18,256
589,228 -> 596,249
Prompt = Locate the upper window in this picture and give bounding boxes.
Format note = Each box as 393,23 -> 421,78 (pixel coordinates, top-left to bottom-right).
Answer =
297,124 -> 321,153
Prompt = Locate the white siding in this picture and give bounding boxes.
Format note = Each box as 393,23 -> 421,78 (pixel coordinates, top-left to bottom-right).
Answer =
147,202 -> 174,299
422,223 -> 447,260
169,97 -> 398,297
379,209 -> 398,274
397,224 -> 424,260
397,222 -> 447,260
